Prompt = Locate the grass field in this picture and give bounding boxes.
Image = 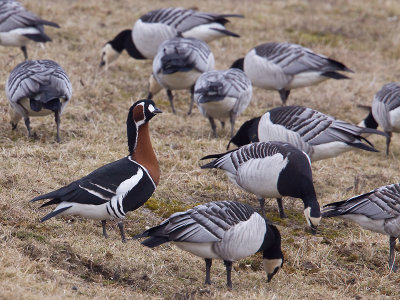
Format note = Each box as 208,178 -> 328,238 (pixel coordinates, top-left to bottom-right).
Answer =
1,0 -> 400,299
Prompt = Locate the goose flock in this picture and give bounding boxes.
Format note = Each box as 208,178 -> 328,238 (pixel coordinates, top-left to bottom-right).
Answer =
2,0 -> 400,292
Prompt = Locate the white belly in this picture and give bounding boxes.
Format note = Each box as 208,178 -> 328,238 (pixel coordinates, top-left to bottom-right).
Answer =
0,28 -> 38,46
310,141 -> 351,161
199,97 -> 237,119
55,202 -> 115,220
175,242 -> 219,259
288,71 -> 328,89
156,70 -> 201,90
341,214 -> 386,235
389,106 -> 400,132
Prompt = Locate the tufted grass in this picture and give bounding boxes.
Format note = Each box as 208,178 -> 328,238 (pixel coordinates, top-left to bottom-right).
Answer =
1,0 -> 400,299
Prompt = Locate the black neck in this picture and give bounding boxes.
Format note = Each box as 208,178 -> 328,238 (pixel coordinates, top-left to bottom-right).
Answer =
363,111 -> 378,129
260,223 -> 283,260
127,106 -> 138,155
230,57 -> 244,70
228,117 -> 260,148
110,29 -> 146,59
303,194 -> 321,218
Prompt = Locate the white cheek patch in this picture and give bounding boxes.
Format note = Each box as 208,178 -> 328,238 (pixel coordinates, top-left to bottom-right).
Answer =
303,207 -> 321,227
263,258 -> 282,274
148,104 -> 155,113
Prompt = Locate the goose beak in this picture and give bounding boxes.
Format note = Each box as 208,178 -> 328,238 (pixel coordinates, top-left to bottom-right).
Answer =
153,107 -> 162,114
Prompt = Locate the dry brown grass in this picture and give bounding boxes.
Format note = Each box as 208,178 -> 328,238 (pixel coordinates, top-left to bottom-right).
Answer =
1,0 -> 400,299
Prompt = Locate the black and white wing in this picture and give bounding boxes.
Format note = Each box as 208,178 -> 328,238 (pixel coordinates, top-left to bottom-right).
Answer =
372,82 -> 400,131
136,201 -> 255,246
201,141 -> 293,174
268,106 -> 383,150
153,37 -> 214,75
322,183 -> 400,220
195,69 -> 252,115
254,42 -> 350,76
0,0 -> 59,32
140,8 -> 241,34
6,60 -> 72,105
30,157 -> 156,218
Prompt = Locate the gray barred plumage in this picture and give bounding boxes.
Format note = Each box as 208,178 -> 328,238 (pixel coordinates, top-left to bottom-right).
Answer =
322,183 -> 400,270
6,59 -> 72,142
0,0 -> 59,59
194,68 -> 252,137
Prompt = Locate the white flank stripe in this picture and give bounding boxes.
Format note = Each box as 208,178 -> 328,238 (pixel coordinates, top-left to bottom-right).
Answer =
79,185 -> 111,200
92,183 -> 116,194
128,156 -> 156,188
109,168 -> 144,217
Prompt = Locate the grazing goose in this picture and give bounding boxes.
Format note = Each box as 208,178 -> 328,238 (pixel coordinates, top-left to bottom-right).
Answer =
359,82 -> 400,155
231,42 -> 353,105
30,100 -> 162,243
0,0 -> 59,59
150,37 -> 215,114
322,183 -> 400,271
100,7 -> 242,69
194,68 -> 252,137
6,59 -> 72,142
227,106 -> 387,161
200,141 -> 321,233
133,201 -> 284,288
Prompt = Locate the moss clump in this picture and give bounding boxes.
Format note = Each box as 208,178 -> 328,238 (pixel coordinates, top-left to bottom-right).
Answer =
14,230 -> 45,242
144,197 -> 192,218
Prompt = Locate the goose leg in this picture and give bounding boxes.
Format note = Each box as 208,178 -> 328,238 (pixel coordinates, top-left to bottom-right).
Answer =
188,85 -> 195,115
24,117 -> 32,137
204,258 -> 212,285
258,198 -> 265,216
118,221 -> 127,243
224,260 -> 233,289
278,89 -> 290,106
386,132 -> 392,156
229,112 -> 236,138
276,198 -> 287,218
55,111 -> 61,143
389,236 -> 398,271
167,89 -> 176,114
101,220 -> 108,238
21,46 -> 28,60
208,117 -> 217,137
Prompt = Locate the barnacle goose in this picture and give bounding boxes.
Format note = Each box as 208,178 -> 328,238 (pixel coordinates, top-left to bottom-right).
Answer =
133,201 -> 284,288
30,100 -> 162,242
100,7 -> 242,69
359,82 -> 400,155
0,0 -> 59,59
231,42 -> 353,105
194,68 -> 252,137
322,183 -> 400,271
200,141 -> 321,233
227,106 -> 387,161
150,37 -> 215,114
6,59 -> 72,142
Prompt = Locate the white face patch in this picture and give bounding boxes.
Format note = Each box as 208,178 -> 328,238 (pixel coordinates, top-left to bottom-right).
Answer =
148,104 -> 155,113
263,258 -> 282,275
304,207 -> 321,228
101,43 -> 120,69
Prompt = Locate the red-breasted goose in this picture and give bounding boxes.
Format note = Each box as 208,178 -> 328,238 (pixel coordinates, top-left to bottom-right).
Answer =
150,37 -> 215,114
0,0 -> 59,59
228,106 -> 387,161
30,100 -> 162,242
6,59 -> 72,142
133,201 -> 284,288
322,183 -> 400,271
100,7 -> 242,69
194,68 -> 252,137
359,82 -> 400,155
200,141 -> 321,233
231,42 -> 353,105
